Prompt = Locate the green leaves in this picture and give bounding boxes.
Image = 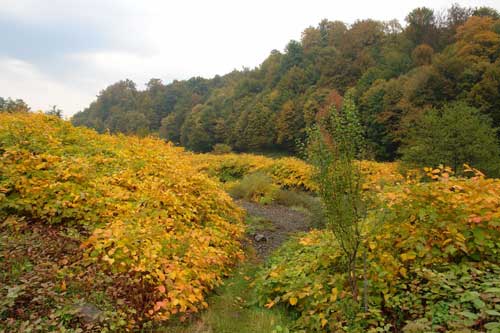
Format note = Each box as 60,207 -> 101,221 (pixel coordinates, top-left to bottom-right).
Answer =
400,102 -> 500,177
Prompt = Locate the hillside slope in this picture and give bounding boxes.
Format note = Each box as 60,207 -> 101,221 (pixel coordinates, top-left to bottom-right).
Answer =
71,6 -> 500,159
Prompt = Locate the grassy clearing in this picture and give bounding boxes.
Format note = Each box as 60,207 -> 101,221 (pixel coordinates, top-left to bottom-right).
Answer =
245,215 -> 276,235
273,190 -> 324,227
226,170 -> 325,227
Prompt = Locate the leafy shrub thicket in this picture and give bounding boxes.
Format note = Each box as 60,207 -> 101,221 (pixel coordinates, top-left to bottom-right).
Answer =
0,113 -> 245,329
194,153 -> 403,193
211,143 -> 233,155
255,166 -> 500,332
194,153 -> 316,191
227,172 -> 279,204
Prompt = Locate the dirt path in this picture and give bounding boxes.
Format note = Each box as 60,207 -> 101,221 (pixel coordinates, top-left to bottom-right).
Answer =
238,200 -> 312,259
164,201 -> 308,332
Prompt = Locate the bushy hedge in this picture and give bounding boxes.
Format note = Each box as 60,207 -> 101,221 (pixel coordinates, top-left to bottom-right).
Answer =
0,113 -> 245,329
194,153 -> 403,194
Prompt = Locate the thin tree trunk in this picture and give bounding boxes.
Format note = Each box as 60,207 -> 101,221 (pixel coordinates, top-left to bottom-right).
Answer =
348,253 -> 358,301
363,246 -> 368,312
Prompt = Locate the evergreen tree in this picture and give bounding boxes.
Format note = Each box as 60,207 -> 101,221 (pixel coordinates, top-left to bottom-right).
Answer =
400,102 -> 500,176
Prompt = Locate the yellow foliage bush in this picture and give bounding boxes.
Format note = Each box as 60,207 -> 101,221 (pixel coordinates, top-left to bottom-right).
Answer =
0,113 -> 244,325
192,153 -> 401,194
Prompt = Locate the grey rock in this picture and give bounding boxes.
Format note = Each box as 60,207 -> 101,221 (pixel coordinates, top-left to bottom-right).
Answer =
74,303 -> 101,324
254,233 -> 267,242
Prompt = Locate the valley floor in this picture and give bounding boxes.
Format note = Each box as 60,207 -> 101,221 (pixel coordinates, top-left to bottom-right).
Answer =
159,200 -> 311,333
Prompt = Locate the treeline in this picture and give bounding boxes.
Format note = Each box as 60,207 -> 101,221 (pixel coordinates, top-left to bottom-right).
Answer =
71,5 -> 500,159
0,98 -> 64,118
0,97 -> 30,113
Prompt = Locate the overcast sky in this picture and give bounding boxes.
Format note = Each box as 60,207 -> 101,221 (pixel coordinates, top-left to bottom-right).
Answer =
1,0 -> 499,117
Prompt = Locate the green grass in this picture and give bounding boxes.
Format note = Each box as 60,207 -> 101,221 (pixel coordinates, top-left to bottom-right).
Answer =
227,172 -> 278,203
245,215 -> 276,235
274,190 -> 325,227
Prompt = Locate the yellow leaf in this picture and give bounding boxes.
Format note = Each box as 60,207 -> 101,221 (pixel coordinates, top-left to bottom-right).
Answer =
321,318 -> 328,327
289,297 -> 298,306
157,270 -> 166,281
400,252 -> 416,261
330,287 -> 338,302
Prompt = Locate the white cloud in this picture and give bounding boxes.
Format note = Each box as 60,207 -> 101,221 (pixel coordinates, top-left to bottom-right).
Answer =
0,57 -> 93,116
1,0 -> 499,116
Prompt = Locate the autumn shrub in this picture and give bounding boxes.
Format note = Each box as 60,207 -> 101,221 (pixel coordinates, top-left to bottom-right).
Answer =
262,157 -> 316,192
0,113 -> 245,329
227,172 -> 279,204
255,166 -> 500,332
194,153 -> 401,195
194,153 -> 317,192
198,154 -> 267,182
211,143 -> 233,154
0,216 -> 130,332
254,230 -> 349,331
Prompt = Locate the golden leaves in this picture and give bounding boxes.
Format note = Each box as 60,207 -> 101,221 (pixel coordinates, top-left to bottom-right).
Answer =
400,252 -> 417,261
0,113 -> 246,324
330,288 -> 338,302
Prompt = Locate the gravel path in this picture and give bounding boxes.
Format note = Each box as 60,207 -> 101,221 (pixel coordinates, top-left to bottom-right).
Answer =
237,200 -> 312,259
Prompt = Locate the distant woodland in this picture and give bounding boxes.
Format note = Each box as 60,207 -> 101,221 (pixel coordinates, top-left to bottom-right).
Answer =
64,5 -> 500,159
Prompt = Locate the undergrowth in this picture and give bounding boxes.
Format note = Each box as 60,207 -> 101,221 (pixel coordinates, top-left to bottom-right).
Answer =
255,167 -> 500,332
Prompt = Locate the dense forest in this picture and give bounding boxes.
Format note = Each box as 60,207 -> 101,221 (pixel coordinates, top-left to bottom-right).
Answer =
70,5 -> 500,160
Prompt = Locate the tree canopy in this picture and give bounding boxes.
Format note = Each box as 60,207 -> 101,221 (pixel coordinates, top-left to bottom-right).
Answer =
71,5 -> 500,163
400,102 -> 500,176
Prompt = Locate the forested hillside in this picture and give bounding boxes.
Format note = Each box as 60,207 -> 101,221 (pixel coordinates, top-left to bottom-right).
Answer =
71,5 -> 500,158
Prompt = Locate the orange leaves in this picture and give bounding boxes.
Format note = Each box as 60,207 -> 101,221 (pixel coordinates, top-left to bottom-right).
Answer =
455,16 -> 500,60
375,164 -> 500,282
265,300 -> 275,309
